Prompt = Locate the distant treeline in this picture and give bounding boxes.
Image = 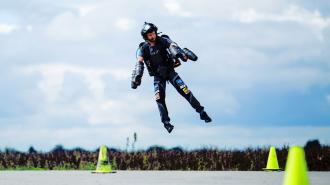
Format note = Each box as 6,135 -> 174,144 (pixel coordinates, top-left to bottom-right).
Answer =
0,140 -> 329,171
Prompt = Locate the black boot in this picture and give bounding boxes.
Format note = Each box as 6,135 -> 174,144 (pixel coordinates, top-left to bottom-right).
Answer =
163,121 -> 174,133
200,111 -> 212,123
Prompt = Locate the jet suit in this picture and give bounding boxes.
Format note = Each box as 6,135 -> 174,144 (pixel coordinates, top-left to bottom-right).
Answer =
137,37 -> 204,123
131,22 -> 211,133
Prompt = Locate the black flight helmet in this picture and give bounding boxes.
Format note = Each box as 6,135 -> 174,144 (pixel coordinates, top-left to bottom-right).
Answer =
141,22 -> 158,40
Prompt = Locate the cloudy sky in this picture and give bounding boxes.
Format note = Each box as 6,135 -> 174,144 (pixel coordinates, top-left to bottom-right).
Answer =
1,0 -> 330,151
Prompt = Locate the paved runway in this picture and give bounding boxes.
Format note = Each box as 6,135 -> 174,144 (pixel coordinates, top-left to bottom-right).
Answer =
0,171 -> 329,185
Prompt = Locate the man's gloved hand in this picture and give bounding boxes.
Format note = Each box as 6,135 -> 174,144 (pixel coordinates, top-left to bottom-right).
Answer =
131,81 -> 138,89
169,44 -> 188,62
131,67 -> 142,89
183,48 -> 198,61
131,76 -> 141,89
131,61 -> 144,89
177,51 -> 188,62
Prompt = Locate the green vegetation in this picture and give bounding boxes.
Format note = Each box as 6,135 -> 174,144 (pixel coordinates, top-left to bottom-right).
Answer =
0,140 -> 329,171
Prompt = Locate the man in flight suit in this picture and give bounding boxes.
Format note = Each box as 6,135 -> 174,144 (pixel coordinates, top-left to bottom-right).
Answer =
131,22 -> 212,133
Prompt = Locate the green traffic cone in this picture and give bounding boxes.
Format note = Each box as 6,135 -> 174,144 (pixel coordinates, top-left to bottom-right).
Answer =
263,146 -> 281,171
92,145 -> 116,173
283,146 -> 309,185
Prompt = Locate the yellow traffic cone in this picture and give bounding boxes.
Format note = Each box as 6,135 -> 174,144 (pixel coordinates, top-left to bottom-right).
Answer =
92,145 -> 116,173
283,146 -> 309,185
263,146 -> 281,171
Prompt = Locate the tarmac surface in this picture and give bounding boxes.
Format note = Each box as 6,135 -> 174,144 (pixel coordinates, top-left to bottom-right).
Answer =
0,171 -> 329,185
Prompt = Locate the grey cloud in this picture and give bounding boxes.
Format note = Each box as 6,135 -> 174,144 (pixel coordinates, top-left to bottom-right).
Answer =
1,0 -> 330,149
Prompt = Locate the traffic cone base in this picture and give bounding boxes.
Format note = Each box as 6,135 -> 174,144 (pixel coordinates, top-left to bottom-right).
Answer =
262,168 -> 282,171
92,171 -> 117,174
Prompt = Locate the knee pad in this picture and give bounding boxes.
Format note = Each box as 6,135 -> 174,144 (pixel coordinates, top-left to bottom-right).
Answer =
180,85 -> 190,94
175,78 -> 190,94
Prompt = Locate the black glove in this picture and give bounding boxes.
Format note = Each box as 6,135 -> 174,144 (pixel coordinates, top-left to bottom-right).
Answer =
183,48 -> 198,61
169,44 -> 188,62
131,75 -> 141,89
131,81 -> 138,89
131,62 -> 143,89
